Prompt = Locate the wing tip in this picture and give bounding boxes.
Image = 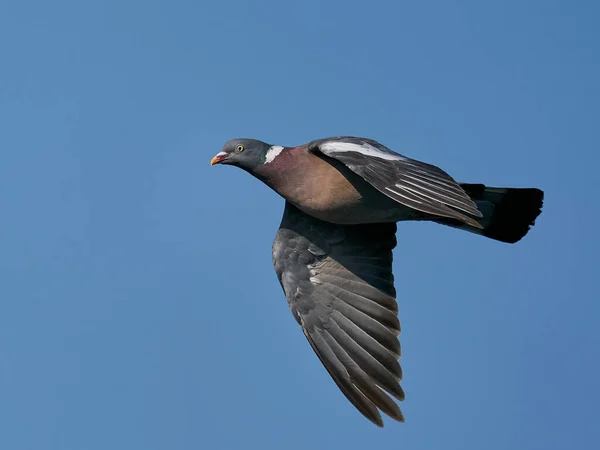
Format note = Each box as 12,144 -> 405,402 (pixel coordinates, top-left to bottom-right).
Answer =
367,408 -> 405,427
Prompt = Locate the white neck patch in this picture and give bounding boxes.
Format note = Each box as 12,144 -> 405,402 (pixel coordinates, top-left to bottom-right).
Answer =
264,146 -> 284,164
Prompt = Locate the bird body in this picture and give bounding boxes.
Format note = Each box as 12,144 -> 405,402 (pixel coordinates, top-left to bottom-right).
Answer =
211,136 -> 544,426
253,145 -> 409,225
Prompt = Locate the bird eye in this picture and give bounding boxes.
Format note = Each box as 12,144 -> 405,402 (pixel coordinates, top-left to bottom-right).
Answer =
235,145 -> 244,153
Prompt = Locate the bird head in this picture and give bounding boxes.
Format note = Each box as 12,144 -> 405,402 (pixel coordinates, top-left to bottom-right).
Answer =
210,138 -> 274,172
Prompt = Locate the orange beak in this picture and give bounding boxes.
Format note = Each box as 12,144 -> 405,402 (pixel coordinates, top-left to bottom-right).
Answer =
210,152 -> 229,166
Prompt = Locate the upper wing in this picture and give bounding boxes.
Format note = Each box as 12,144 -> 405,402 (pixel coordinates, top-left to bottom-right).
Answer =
272,201 -> 404,427
309,136 -> 484,227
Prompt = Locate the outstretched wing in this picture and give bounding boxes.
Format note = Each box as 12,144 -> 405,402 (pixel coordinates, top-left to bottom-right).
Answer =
272,202 -> 404,427
309,136 -> 483,227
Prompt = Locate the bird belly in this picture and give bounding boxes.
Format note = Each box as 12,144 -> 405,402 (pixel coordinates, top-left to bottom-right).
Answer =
289,172 -> 420,225
293,196 -> 418,225
261,150 -> 424,225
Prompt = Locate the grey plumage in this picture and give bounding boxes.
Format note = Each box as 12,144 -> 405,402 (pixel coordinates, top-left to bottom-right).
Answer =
309,136 -> 484,227
211,135 -> 544,427
273,202 -> 403,426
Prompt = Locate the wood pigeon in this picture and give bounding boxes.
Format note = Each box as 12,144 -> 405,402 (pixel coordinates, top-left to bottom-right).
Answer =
210,136 -> 544,427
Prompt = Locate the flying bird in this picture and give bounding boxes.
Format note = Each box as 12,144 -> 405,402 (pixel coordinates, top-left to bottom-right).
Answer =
210,136 -> 543,427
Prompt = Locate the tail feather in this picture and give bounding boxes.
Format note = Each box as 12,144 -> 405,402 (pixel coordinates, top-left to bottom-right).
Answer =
440,184 -> 544,244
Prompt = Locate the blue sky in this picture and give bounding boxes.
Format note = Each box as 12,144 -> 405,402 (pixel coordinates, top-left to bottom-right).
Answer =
1,0 -> 598,449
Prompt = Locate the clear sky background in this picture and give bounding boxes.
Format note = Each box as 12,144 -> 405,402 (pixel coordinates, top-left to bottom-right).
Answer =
1,1 -> 598,449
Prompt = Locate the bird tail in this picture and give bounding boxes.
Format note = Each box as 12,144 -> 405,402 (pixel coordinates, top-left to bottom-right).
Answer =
437,184 -> 544,244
